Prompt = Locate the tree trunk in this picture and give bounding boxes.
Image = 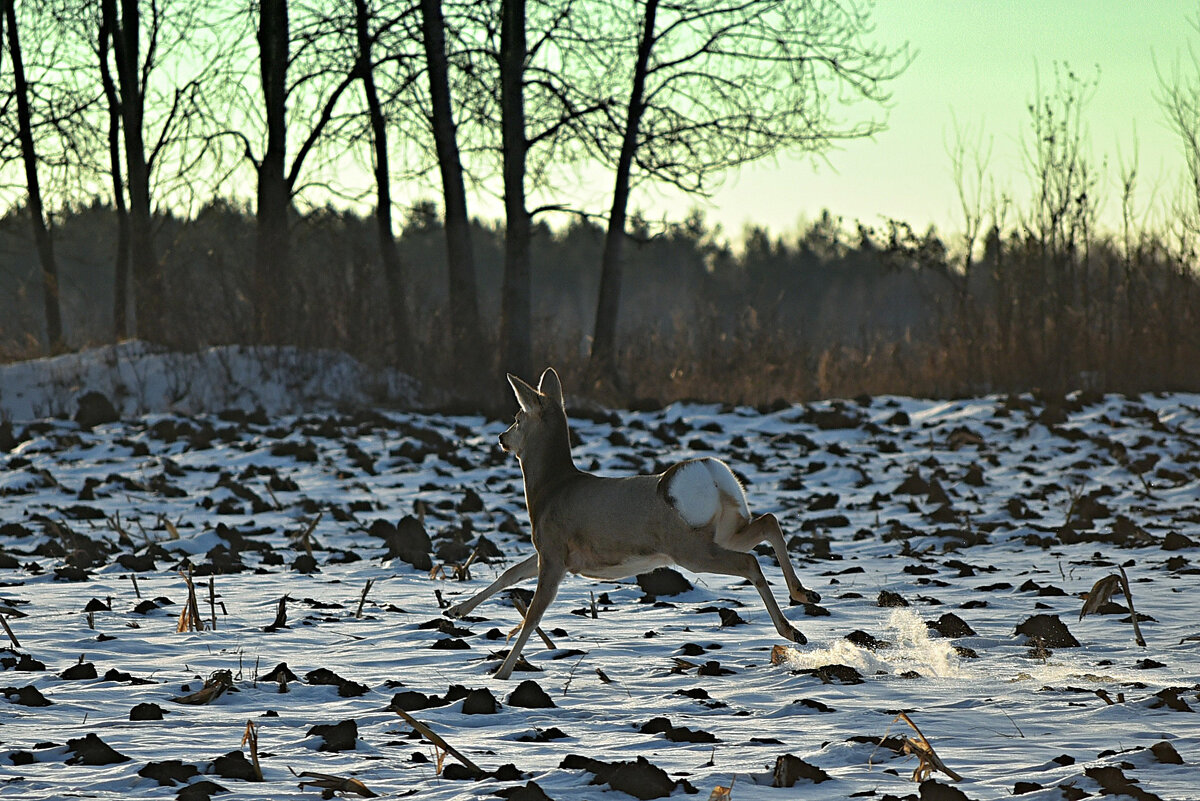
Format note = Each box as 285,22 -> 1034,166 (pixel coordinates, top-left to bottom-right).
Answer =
115,0 -> 163,342
499,0 -> 531,380
355,0 -> 412,365
255,0 -> 290,344
99,0 -> 131,340
4,0 -> 63,350
420,0 -> 484,377
590,0 -> 657,377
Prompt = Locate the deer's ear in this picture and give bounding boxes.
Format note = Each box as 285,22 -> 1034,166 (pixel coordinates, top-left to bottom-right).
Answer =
537,367 -> 564,409
507,373 -> 542,412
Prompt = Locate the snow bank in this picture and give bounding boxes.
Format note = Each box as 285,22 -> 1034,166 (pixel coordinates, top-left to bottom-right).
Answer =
0,341 -> 423,421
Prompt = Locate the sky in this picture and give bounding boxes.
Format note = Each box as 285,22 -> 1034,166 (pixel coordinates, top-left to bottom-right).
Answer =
643,0 -> 1199,243
17,1 -> 1177,248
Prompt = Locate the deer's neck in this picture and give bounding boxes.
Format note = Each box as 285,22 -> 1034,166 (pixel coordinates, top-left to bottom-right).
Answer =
519,418 -> 579,522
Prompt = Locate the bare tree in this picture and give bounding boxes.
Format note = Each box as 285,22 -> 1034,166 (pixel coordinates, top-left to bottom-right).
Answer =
1115,132 -> 1140,342
468,0 -> 614,378
106,0 -> 165,341
96,3 -> 130,339
3,0 -> 64,350
353,0 -> 416,363
498,0 -> 531,379
944,113 -> 994,376
422,0 -> 483,362
1023,64 -> 1098,265
253,0 -> 290,343
946,114 -> 993,281
448,0 -> 610,380
587,0 -> 911,375
590,0 -> 655,380
1156,15 -> 1200,243
69,0 -> 222,342
1020,62 -> 1099,384
240,0 -> 359,343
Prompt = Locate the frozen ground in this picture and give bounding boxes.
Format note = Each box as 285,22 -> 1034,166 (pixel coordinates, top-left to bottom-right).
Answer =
1,347 -> 1198,800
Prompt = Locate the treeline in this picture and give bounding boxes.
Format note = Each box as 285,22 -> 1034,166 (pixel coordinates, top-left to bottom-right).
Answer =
0,200 -> 939,358
2,198 -> 1199,405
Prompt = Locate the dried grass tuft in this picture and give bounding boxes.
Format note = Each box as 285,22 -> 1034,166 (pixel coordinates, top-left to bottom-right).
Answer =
355,579 -> 375,619
264,594 -> 290,632
292,769 -> 377,798
707,775 -> 735,801
290,512 -> 321,557
0,612 -> 20,648
176,569 -> 204,633
890,712 -> 964,783
171,670 -> 233,705
1079,566 -> 1146,647
392,708 -> 481,776
512,595 -> 556,650
241,720 -> 264,781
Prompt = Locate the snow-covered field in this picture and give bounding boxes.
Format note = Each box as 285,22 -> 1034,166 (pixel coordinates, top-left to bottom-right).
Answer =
1,347 -> 1198,800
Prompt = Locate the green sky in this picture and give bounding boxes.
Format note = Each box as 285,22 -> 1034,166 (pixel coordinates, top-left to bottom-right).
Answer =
665,0 -> 1198,241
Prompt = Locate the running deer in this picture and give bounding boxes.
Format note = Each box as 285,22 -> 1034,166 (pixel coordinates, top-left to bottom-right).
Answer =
445,368 -> 813,679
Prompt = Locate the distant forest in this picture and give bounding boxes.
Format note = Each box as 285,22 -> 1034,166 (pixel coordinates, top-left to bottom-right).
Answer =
2,197 -> 1198,405
2,0 -> 1199,405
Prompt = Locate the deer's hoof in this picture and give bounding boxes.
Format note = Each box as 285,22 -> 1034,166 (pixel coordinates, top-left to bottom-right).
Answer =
791,587 -> 820,605
444,603 -> 467,619
787,627 -> 807,645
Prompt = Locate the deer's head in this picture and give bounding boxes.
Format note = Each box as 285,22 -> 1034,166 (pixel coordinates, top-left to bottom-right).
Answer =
500,368 -> 566,459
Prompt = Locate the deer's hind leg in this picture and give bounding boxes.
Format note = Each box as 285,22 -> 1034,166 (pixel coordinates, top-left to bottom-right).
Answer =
675,547 -> 806,644
724,513 -> 817,605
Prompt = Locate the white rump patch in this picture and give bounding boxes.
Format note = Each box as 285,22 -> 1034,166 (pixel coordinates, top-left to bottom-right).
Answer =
662,458 -> 750,531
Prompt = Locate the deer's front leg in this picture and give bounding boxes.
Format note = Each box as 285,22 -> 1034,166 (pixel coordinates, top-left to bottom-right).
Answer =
445,554 -> 539,619
494,557 -> 565,680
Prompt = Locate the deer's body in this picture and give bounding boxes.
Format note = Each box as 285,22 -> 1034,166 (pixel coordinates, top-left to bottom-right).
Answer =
446,368 -> 812,680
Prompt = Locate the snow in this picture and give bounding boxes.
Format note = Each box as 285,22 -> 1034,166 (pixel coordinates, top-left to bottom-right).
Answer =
0,341 -> 423,420
0,346 -> 1198,800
